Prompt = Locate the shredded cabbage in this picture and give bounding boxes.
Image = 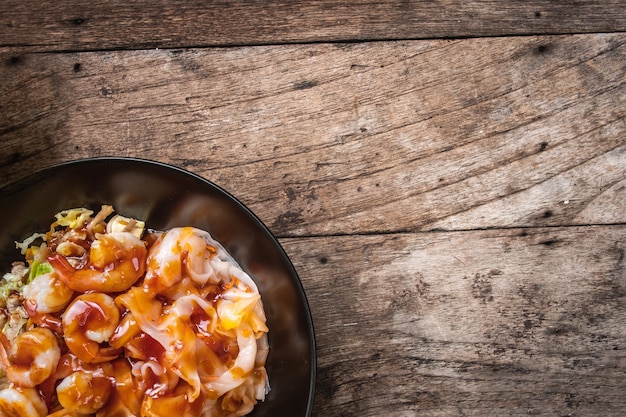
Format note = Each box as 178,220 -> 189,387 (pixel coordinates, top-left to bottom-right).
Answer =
52,207 -> 93,230
27,261 -> 53,283
15,232 -> 45,256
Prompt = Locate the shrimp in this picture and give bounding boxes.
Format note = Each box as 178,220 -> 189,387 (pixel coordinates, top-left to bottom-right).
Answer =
0,327 -> 60,388
62,293 -> 121,364
56,370 -> 112,415
23,272 -> 74,314
49,232 -> 147,293
0,387 -> 47,417
22,272 -> 72,333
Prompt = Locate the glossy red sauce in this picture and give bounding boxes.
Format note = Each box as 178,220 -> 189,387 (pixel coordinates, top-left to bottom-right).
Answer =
68,299 -> 109,330
25,308 -> 63,334
127,332 -> 165,362
11,224 -> 267,416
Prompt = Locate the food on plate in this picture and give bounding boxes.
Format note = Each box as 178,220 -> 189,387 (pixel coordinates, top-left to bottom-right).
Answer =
0,206 -> 270,417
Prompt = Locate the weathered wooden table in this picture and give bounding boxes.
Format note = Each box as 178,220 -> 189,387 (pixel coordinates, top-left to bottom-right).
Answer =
1,2 -> 625,416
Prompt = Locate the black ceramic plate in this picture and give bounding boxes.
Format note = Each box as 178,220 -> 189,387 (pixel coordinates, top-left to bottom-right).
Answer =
0,157 -> 315,417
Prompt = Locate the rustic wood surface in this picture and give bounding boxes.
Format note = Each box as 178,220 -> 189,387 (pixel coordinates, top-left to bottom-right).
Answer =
2,1 -> 626,51
1,1 -> 625,416
283,226 -> 626,416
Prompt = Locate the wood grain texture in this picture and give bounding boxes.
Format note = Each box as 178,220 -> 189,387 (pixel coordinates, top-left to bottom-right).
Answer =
1,0 -> 626,51
1,3 -> 625,417
282,225 -> 626,416
1,34 -> 624,236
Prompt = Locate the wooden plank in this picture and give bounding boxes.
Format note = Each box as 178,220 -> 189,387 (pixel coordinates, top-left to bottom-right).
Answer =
1,34 -> 625,235
1,0 -> 626,51
280,225 -> 626,416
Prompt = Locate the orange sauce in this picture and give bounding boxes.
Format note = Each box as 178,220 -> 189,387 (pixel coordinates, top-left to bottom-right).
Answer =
9,219 -> 268,416
67,298 -> 110,330
126,332 -> 165,362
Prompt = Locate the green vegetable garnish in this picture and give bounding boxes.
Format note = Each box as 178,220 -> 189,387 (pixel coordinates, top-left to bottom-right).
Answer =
28,260 -> 53,283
